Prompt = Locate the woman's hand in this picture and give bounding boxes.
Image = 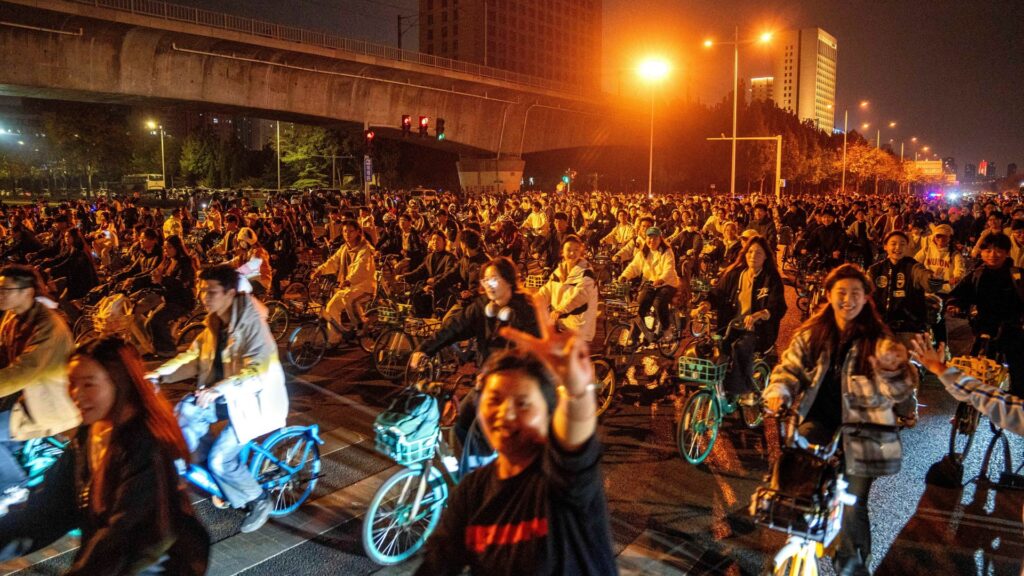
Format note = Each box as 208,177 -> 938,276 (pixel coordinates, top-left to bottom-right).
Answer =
499,297 -> 594,399
871,338 -> 909,373
908,333 -> 947,376
763,393 -> 787,416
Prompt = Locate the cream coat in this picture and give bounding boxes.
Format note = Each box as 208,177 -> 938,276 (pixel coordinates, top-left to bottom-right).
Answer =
154,295 -> 288,444
536,259 -> 599,342
620,245 -> 681,288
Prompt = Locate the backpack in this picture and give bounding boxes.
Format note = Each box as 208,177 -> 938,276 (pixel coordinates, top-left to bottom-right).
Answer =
373,389 -> 440,464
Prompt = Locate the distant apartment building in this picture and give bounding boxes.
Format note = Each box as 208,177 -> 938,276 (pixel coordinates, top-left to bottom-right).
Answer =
771,28 -> 837,132
418,0 -> 601,89
750,77 -> 774,103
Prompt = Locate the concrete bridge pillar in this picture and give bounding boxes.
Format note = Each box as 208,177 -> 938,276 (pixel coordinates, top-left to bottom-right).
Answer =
456,157 -> 525,195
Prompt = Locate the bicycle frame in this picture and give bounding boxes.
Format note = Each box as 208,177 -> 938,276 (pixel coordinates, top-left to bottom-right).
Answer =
182,424 -> 323,500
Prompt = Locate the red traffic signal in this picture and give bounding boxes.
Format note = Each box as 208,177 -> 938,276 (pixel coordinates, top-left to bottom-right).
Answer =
418,116 -> 429,137
401,114 -> 411,136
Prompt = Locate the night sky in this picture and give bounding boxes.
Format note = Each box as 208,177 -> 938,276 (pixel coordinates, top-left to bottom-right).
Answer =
174,0 -> 1023,173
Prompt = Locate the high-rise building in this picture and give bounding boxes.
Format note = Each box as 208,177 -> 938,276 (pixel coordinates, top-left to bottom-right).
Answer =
942,157 -> 957,176
964,163 -> 977,182
750,77 -> 774,103
771,28 -> 837,133
418,0 -> 601,89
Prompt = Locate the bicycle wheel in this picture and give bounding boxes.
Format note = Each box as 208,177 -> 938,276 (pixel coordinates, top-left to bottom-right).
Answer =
657,324 -> 679,358
592,357 -> 616,417
250,428 -> 322,517
678,390 -> 720,465
948,401 -> 979,463
264,300 -> 290,341
690,315 -> 709,339
72,315 -> 95,341
604,324 -> 635,365
287,322 -> 328,372
979,425 -> 1013,486
741,361 -> 770,429
362,465 -> 448,565
373,329 -> 414,381
176,322 -> 205,353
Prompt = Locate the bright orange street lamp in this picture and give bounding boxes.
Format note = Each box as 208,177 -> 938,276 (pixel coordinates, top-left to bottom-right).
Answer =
637,57 -> 672,197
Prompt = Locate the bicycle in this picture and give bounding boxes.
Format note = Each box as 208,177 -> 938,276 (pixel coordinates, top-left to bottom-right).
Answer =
947,334 -> 1007,464
284,291 -> 385,372
361,387 -> 463,565
676,315 -> 772,465
602,281 -> 685,363
750,410 -> 856,576
177,394 -> 324,517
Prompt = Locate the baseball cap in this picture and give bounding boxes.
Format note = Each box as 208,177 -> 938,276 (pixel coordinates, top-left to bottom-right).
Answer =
931,223 -> 954,237
645,226 -> 662,237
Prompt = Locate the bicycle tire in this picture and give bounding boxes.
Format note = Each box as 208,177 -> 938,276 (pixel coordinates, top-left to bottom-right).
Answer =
264,300 -> 290,342
592,357 -> 616,417
741,360 -> 770,429
373,329 -> 414,381
72,315 -> 95,341
948,401 -> 979,464
690,315 -> 709,339
678,390 -> 719,465
604,323 -> 635,365
250,428 -> 322,517
287,322 -> 328,372
176,322 -> 206,353
362,465 -> 448,565
978,425 -> 1013,486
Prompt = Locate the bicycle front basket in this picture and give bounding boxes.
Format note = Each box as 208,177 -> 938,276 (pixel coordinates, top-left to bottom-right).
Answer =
677,356 -> 726,385
950,356 -> 1009,389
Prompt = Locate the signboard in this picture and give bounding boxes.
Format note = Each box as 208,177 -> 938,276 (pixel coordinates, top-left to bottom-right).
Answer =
363,155 -> 373,182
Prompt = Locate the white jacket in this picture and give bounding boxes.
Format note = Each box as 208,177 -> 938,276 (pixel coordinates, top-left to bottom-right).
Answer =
914,241 -> 964,292
537,260 -> 599,342
620,244 -> 681,288
317,239 -> 377,294
154,295 -> 288,443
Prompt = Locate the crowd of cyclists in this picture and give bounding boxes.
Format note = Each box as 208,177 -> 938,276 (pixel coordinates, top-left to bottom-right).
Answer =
0,182 -> 1022,574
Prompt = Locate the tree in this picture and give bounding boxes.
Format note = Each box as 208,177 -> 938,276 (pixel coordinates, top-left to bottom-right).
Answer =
37,102 -> 131,192
178,131 -> 216,187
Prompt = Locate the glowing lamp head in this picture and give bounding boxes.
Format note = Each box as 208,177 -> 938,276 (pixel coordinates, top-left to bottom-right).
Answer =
703,39 -> 714,48
637,58 -> 671,82
759,32 -> 773,43
145,120 -> 158,130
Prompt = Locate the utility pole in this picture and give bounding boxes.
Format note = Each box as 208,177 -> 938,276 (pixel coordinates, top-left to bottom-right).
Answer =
397,15 -> 402,49
276,121 -> 281,191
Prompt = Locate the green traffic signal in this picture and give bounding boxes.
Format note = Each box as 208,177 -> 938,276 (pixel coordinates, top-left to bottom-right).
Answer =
562,175 -> 570,184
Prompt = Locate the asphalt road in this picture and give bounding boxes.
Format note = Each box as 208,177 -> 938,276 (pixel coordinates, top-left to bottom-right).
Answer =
2,283 -> 1021,575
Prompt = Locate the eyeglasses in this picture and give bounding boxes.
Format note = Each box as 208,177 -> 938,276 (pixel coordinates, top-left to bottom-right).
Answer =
480,277 -> 502,289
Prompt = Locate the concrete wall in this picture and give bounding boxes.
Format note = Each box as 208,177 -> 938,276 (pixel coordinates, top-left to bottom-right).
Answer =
0,0 -> 619,156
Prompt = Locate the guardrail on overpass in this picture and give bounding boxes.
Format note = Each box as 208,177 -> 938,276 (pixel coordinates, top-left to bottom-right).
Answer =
68,0 -> 584,96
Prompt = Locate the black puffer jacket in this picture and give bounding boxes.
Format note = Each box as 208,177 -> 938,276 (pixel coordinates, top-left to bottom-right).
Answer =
418,292 -> 540,363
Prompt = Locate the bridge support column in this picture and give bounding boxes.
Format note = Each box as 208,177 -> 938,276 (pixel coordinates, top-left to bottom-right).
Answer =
456,157 -> 524,196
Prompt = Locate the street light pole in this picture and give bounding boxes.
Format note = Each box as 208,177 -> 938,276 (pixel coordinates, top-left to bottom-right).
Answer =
841,109 -> 848,193
730,26 -> 739,197
648,87 -> 655,197
276,121 -> 281,191
158,126 -> 166,190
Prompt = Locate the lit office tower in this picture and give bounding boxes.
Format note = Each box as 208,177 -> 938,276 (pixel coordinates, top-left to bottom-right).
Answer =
418,0 -> 601,89
771,28 -> 837,132
750,77 -> 774,103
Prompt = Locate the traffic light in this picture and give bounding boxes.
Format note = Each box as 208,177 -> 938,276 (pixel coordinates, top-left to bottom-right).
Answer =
418,116 -> 429,137
435,118 -> 446,141
401,114 -> 411,136
364,129 -> 375,152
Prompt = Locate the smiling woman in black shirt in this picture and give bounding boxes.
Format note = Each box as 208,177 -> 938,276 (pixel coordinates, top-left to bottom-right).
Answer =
415,301 -> 617,576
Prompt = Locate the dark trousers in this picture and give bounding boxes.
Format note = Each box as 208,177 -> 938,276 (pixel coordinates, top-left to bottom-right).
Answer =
798,418 -> 875,574
272,266 -> 294,299
637,284 -> 676,334
723,330 -> 757,395
148,302 -> 188,355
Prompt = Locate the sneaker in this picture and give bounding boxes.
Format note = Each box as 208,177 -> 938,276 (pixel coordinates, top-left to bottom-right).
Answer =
239,494 -> 272,533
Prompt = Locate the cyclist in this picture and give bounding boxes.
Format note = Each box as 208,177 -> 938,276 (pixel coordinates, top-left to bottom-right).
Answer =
415,312 -> 616,575
764,264 -> 917,576
230,227 -> 272,297
435,229 -> 490,316
696,235 -> 787,405
145,235 -> 198,359
409,257 -> 541,447
149,265 -> 288,533
399,229 -> 458,318
914,223 -> 964,293
801,208 -> 846,270
867,231 -> 934,347
532,211 -> 575,270
617,226 -> 680,340
310,219 -> 377,344
945,232 -> 1024,397
0,265 -> 80,511
0,337 -> 210,574
536,234 -> 599,343
267,216 -> 297,299
600,209 -> 635,253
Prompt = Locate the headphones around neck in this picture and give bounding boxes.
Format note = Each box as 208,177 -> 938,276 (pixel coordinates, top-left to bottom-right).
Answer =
485,301 -> 513,323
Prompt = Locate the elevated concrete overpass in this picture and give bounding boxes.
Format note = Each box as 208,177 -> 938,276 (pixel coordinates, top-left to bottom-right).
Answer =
0,0 -> 628,192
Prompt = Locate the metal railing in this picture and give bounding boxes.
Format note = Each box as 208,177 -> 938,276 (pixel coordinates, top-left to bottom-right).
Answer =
72,0 -> 583,96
